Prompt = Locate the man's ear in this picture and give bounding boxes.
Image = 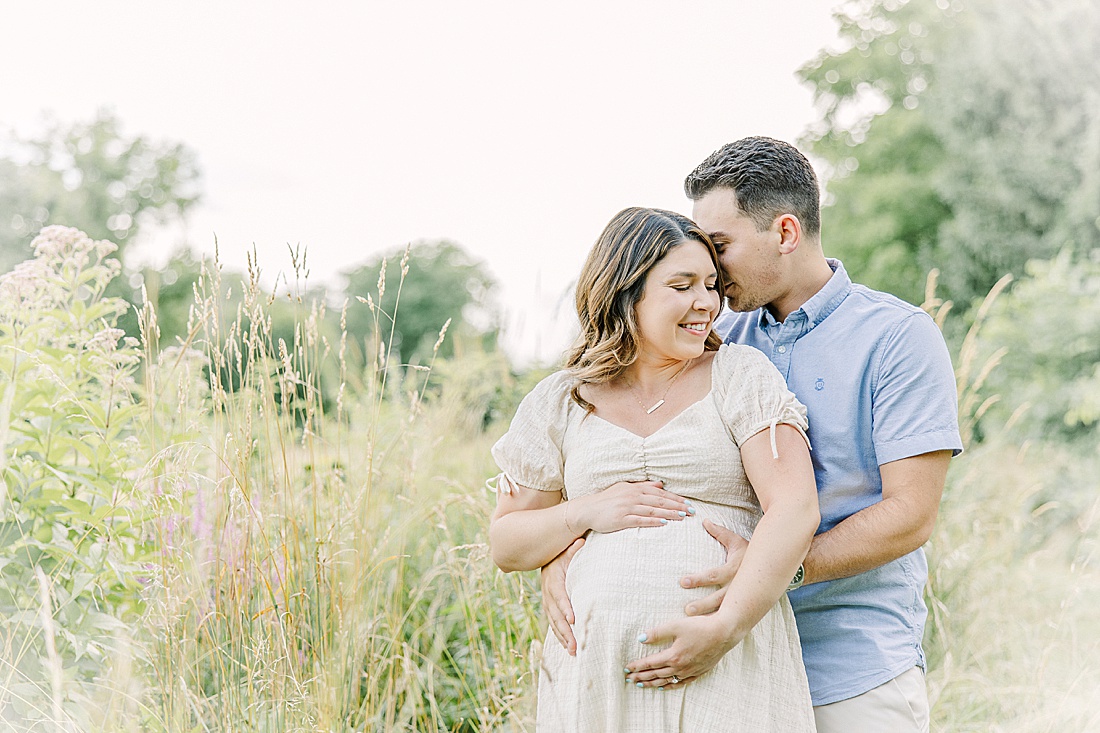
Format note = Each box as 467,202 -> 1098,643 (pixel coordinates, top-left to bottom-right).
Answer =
775,214 -> 802,255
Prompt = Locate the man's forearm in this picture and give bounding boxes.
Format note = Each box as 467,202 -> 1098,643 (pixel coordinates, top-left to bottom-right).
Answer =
803,497 -> 934,584
802,451 -> 950,585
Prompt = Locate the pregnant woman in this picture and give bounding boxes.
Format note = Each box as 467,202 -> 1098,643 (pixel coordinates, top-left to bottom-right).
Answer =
489,207 -> 818,731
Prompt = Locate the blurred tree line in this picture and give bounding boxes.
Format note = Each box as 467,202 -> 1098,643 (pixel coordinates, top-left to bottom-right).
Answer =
799,0 -> 1100,447
0,110 -> 501,371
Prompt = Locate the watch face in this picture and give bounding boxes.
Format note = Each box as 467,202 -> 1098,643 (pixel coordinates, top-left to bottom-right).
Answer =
788,564 -> 804,591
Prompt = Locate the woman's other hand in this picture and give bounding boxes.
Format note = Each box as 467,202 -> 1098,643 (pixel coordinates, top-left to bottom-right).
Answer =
625,615 -> 743,688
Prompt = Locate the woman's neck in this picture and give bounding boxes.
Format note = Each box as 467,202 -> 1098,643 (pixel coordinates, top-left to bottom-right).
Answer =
622,354 -> 692,393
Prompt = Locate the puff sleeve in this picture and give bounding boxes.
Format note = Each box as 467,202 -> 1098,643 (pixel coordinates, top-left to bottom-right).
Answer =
713,344 -> 810,459
489,370 -> 573,494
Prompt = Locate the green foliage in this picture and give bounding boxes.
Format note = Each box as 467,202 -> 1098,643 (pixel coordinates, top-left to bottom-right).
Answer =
797,0 -> 962,304
811,111 -> 951,303
0,227 -> 148,728
929,0 -> 1100,306
921,273 -> 1100,729
975,250 -> 1100,444
343,241 -> 497,364
115,247 -> 227,349
0,110 -> 201,273
800,0 -> 1100,308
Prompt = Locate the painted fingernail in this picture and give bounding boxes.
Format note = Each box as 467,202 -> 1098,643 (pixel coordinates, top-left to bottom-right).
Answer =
624,667 -> 631,674
660,518 -> 668,525
658,686 -> 665,691
636,682 -> 644,688
687,506 -> 696,515
637,633 -> 647,643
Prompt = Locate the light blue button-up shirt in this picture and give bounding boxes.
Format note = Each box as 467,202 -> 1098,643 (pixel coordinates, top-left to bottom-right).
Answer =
717,259 -> 963,706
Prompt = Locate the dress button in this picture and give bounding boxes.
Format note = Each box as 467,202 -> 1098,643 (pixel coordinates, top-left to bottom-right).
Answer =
777,345 -> 787,353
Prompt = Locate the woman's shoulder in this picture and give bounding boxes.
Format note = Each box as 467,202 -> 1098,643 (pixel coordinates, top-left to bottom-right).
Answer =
527,368 -> 575,399
514,369 -> 577,422
710,343 -> 791,408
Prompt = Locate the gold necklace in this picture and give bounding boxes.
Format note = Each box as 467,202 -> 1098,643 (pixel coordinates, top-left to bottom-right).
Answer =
627,359 -> 692,414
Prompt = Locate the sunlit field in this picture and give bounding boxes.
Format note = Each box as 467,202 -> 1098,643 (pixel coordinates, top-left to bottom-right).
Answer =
0,228 -> 1096,731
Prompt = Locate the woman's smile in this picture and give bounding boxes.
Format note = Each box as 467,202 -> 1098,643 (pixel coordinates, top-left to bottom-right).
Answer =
679,321 -> 710,336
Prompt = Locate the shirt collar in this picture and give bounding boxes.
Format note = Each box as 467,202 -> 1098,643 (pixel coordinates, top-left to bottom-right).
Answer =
759,258 -> 852,331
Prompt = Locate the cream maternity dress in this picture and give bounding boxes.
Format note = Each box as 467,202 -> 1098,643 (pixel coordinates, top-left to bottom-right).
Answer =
492,344 -> 815,732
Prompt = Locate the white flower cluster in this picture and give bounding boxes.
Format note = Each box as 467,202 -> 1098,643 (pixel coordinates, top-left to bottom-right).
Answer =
85,327 -> 128,353
31,224 -> 117,266
0,258 -> 54,314
0,225 -> 123,321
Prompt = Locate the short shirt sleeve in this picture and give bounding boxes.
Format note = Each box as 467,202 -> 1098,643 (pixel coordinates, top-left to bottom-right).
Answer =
489,370 -> 573,493
713,344 -> 809,456
871,311 -> 963,464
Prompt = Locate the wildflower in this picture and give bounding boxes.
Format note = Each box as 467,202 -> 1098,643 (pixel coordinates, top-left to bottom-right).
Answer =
86,327 -> 126,353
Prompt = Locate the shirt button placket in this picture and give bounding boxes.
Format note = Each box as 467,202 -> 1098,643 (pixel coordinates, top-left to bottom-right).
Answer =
774,332 -> 795,378
774,312 -> 807,379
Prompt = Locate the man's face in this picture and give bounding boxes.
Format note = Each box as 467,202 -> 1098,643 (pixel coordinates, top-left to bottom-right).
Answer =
691,188 -> 782,313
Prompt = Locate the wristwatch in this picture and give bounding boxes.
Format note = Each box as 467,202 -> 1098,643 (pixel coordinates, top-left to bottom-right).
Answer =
786,564 -> 805,592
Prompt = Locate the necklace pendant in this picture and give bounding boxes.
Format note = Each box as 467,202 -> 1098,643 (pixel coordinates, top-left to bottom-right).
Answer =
646,399 -> 665,414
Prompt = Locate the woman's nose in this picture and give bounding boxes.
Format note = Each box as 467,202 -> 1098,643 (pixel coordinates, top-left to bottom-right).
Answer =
694,287 -> 718,311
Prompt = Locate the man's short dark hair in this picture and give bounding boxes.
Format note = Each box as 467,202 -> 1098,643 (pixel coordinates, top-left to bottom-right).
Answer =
684,136 -> 821,238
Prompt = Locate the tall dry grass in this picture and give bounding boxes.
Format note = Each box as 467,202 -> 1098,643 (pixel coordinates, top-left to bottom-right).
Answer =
133,248 -> 543,731
923,270 -> 1100,731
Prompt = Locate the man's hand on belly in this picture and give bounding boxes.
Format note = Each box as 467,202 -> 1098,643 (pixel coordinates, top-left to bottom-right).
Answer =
678,519 -> 749,616
541,538 -> 585,655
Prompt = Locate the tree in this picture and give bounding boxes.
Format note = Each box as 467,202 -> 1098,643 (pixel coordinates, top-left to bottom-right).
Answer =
977,250 -> 1100,444
798,0 -> 959,304
0,109 -> 200,273
798,0 -> 1100,309
342,240 -> 497,364
928,0 -> 1100,304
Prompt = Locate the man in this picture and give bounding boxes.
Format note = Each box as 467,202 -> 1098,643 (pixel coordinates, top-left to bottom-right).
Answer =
543,137 -> 962,732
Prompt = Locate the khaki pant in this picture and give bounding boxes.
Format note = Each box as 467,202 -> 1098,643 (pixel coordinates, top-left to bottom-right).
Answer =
813,666 -> 929,733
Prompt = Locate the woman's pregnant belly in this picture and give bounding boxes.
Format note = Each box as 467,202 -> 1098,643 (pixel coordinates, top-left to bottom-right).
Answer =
563,501 -> 757,649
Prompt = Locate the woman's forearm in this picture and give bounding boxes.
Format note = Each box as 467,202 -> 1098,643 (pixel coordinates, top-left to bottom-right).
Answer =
490,499 -> 583,573
713,497 -> 818,642
707,425 -> 820,642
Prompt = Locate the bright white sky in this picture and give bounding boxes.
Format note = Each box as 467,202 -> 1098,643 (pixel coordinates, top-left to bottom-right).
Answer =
1,1 -> 843,364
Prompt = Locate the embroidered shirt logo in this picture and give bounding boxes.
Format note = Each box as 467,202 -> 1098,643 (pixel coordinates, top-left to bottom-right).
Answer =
815,378 -> 825,392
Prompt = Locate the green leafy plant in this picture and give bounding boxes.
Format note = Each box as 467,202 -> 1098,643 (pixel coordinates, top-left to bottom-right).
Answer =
0,226 -> 148,729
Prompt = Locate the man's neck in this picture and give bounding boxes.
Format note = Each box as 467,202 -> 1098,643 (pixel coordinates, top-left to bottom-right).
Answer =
766,256 -> 836,323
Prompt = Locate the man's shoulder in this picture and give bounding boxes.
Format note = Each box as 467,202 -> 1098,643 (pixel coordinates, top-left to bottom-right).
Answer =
715,309 -> 761,343
839,281 -> 932,332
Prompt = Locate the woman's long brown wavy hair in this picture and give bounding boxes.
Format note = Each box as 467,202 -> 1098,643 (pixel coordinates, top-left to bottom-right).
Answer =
565,207 -> 726,411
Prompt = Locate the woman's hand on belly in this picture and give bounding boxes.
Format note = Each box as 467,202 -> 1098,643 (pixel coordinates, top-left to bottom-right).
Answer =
571,480 -> 694,534
624,614 -> 744,689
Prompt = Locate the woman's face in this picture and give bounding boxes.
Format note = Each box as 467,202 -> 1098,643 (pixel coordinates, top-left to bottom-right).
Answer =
634,239 -> 721,362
